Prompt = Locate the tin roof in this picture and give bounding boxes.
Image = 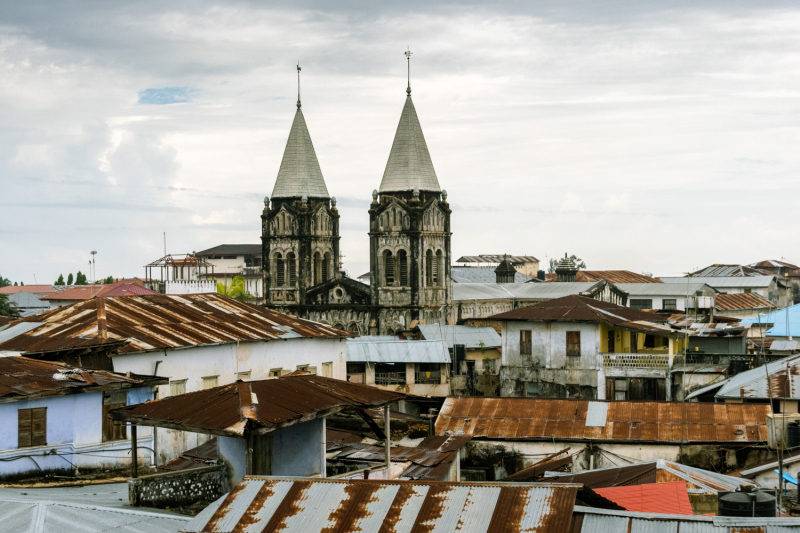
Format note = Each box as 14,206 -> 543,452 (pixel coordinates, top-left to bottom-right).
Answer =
714,353 -> 800,399
575,271 -> 660,284
741,303 -> 800,337
453,281 -> 606,302
416,325 -> 501,349
0,498 -> 189,533
715,292 -> 775,311
435,397 -> 770,444
737,448 -> 800,478
573,505 -> 800,532
271,107 -> 329,198
0,356 -> 165,403
0,293 -> 348,355
0,285 -> 56,295
660,276 -> 776,288
111,374 -> 405,437
181,477 -> 580,533
751,260 -> 800,269
346,338 -> 451,364
615,282 -> 713,297
689,264 -> 771,277
457,255 -> 541,264
196,244 -> 261,257
489,295 -> 668,326
39,280 -> 151,301
379,95 -> 440,193
451,266 -> 533,284
593,482 -> 693,515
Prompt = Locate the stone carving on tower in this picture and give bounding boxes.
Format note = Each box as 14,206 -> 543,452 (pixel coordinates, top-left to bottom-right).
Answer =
368,54 -> 452,334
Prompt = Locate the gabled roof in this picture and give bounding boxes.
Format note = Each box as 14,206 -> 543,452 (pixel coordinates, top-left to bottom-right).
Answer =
0,356 -> 166,403
714,353 -> 800,399
379,95 -> 440,193
576,271 -> 660,284
347,338 -> 450,363
751,259 -> 799,269
451,266 -> 532,283
0,293 -> 348,355
182,477 -> 580,533
435,397 -> 769,444
416,324 -> 501,349
0,285 -> 56,295
271,108 -> 329,198
111,374 -> 405,437
715,292 -> 775,311
594,482 -> 693,515
615,282 -> 714,296
195,244 -> 261,257
660,276 -> 776,288
688,264 -> 770,277
489,295 -> 667,327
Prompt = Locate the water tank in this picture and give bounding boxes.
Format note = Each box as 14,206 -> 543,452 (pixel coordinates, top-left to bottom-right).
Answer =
788,421 -> 800,449
718,491 -> 776,517
728,357 -> 750,376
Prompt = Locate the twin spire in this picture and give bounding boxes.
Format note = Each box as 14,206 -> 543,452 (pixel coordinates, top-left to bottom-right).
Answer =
271,51 -> 440,201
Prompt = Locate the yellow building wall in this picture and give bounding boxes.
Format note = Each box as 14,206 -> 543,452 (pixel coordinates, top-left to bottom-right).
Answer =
599,323 -> 679,354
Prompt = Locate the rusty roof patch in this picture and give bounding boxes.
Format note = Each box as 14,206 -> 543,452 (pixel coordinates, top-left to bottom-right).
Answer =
488,295 -> 669,327
575,271 -> 661,284
715,293 -> 775,311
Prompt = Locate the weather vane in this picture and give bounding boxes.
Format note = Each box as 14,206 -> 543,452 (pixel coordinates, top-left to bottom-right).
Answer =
405,47 -> 412,95
296,62 -> 301,109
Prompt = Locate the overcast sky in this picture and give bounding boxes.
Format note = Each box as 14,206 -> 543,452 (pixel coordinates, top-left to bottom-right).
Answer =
1,0 -> 799,284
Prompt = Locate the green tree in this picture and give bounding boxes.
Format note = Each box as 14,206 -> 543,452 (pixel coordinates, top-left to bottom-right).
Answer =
67,273 -> 74,285
104,275 -> 114,284
0,276 -> 11,288
0,294 -> 20,318
75,271 -> 88,285
55,274 -> 65,286
217,276 -> 246,301
13,282 -> 18,286
548,255 -> 587,273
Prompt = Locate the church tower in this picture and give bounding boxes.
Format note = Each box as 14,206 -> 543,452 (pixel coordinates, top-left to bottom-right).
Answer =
262,67 -> 340,309
369,53 -> 452,334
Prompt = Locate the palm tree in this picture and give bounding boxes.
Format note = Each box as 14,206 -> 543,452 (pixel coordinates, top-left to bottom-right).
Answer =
0,294 -> 20,318
217,276 -> 246,301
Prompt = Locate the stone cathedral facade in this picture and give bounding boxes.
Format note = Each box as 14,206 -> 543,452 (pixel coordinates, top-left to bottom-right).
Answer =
261,81 -> 452,335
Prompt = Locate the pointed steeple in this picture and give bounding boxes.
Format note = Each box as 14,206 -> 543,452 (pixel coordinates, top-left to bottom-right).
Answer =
379,94 -> 440,193
271,107 -> 329,199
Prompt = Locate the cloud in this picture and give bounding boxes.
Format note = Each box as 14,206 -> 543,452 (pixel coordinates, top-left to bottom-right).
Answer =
560,192 -> 584,213
604,193 -> 630,213
193,209 -> 243,226
137,87 -> 193,105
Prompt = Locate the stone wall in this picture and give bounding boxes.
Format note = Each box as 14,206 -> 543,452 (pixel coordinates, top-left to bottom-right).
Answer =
128,465 -> 226,509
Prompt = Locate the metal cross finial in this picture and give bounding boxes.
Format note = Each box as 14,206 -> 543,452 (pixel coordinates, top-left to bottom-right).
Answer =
405,47 -> 412,95
296,63 -> 302,109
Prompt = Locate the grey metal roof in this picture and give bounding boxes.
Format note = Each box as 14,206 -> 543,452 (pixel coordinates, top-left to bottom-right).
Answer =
452,266 -> 532,284
416,325 -> 501,349
0,322 -> 44,344
271,108 -> 329,198
453,282 -> 601,302
715,353 -> 800,399
182,477 -> 580,533
0,498 -> 188,532
347,338 -> 450,363
457,255 -> 540,264
585,402 -> 608,427
615,283 -> 715,296
660,276 -> 775,288
574,506 -> 800,532
195,244 -> 261,257
379,95 -> 440,193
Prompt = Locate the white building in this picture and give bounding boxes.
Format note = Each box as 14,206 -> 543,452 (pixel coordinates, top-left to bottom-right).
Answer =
196,244 -> 263,301
615,282 -> 717,312
0,293 -> 349,464
661,276 -> 790,307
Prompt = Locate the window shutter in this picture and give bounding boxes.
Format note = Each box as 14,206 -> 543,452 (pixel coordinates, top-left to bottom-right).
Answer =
18,409 -> 32,448
31,408 -> 46,446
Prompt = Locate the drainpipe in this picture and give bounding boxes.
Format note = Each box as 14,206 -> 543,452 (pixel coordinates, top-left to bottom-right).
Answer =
320,416 -> 327,478
131,424 -> 138,478
385,405 -> 391,471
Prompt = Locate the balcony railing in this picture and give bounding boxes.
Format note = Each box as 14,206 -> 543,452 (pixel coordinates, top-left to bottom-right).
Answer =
415,371 -> 441,384
376,372 -> 406,385
241,267 -> 262,277
602,353 -> 670,369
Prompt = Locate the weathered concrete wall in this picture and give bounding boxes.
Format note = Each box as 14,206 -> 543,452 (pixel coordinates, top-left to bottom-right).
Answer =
217,436 -> 247,489
128,465 -> 226,508
272,418 -> 324,477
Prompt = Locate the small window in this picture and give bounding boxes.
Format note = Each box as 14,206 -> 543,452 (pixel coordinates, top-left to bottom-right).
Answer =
566,331 -> 581,357
18,407 -> 46,448
321,362 -> 333,378
520,330 -> 532,356
269,368 -> 284,378
103,391 -> 127,442
526,382 -> 539,397
237,371 -> 251,381
744,288 -> 752,294
630,299 -> 653,310
170,379 -> 187,396
662,299 -> 677,310
398,250 -> 408,286
644,334 -> 655,348
202,376 -> 218,389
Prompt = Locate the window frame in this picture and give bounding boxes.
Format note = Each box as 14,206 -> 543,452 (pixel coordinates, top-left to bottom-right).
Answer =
202,375 -> 219,390
566,331 -> 581,361
519,330 -> 532,356
18,407 -> 47,448
169,379 -> 187,396
630,299 -> 653,310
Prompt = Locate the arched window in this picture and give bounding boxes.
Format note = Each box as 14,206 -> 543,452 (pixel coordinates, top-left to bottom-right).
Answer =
323,252 -> 331,281
314,252 -> 322,285
384,250 -> 395,285
397,250 -> 408,286
275,253 -> 285,287
425,249 -> 433,286
435,250 -> 444,286
287,252 -> 297,286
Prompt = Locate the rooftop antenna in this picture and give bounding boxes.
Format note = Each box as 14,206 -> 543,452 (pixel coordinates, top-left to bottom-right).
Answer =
296,63 -> 301,109
404,47 -> 412,95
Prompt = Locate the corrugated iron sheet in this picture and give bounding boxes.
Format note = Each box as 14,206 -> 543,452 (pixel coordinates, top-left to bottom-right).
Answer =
715,293 -> 775,311
112,374 -> 405,437
181,477 -> 579,533
574,506 -> 800,532
0,356 -> 162,401
688,265 -> 771,278
436,398 -> 770,444
0,293 -> 348,355
716,354 -> 800,399
452,266 -> 533,284
416,325 -> 502,349
457,255 -> 540,264
576,271 -> 661,284
346,338 -> 451,363
490,295 -> 668,326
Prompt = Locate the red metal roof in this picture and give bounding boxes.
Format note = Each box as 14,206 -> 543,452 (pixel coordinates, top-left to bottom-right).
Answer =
0,293 -> 349,354
0,356 -> 165,402
0,285 -> 57,295
576,271 -> 661,284
93,283 -> 159,297
435,397 -> 770,444
593,482 -> 694,515
111,374 -> 406,437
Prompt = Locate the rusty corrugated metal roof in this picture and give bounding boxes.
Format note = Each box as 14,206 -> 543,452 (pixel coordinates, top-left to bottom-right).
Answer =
111,374 -> 405,437
435,397 -> 770,444
181,477 -> 580,533
688,264 -> 770,277
457,255 -> 540,264
0,356 -> 165,402
0,293 -> 348,354
715,293 -> 775,311
576,271 -> 660,284
489,295 -> 669,326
